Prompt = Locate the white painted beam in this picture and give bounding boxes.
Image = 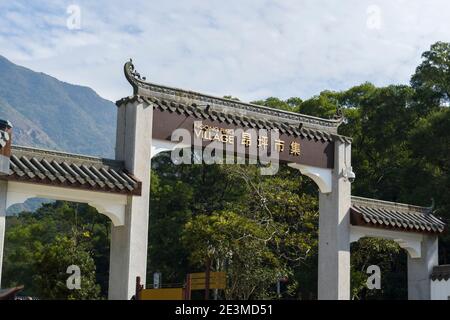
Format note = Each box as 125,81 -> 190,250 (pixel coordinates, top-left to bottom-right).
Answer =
6,181 -> 127,226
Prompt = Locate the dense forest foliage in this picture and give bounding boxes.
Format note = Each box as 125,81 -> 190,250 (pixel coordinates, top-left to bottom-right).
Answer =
2,42 -> 450,299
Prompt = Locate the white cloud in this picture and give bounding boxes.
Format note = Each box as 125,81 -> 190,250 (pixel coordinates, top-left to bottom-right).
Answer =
1,0 -> 450,102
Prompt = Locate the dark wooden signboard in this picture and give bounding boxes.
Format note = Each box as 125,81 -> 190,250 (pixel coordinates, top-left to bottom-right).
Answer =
152,109 -> 334,169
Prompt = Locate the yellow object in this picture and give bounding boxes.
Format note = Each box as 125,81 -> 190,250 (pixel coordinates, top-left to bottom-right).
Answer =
189,272 -> 226,290
139,288 -> 184,300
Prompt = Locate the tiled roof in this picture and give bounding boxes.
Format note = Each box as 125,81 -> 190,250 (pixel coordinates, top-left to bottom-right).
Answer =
431,265 -> 450,281
2,145 -> 141,195
117,95 -> 352,144
117,60 -> 352,143
350,196 -> 446,234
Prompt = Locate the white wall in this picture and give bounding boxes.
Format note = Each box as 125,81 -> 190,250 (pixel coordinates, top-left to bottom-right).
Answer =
431,279 -> 450,300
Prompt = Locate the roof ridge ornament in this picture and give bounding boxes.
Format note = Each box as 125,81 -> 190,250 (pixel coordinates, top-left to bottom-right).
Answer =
332,105 -> 345,125
124,59 -> 148,95
129,59 -> 146,81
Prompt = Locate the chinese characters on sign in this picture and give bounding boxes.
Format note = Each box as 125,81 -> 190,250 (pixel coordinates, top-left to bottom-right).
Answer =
193,122 -> 301,157
290,141 -> 301,156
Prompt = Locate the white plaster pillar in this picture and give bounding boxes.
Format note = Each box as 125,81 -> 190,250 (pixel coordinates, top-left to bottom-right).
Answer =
108,100 -> 153,300
407,235 -> 438,300
318,141 -> 351,300
0,180 -> 7,288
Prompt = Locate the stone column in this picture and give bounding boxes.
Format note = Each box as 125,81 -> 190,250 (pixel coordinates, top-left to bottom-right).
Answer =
407,235 -> 438,300
0,180 -> 7,288
0,120 -> 12,288
108,99 -> 153,300
318,141 -> 351,300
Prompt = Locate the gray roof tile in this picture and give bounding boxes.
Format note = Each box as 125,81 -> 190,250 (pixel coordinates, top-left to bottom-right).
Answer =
431,265 -> 450,281
351,196 -> 446,234
3,146 -> 141,196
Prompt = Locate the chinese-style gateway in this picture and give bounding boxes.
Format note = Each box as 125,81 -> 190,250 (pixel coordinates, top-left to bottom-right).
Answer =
0,60 -> 448,300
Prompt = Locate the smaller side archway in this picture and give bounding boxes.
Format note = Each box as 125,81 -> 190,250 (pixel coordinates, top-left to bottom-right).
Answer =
0,180 -> 130,290
350,196 -> 445,300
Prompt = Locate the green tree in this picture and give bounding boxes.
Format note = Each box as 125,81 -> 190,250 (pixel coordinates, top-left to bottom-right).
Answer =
251,97 -> 302,112
297,90 -> 340,118
350,239 -> 406,300
409,109 -> 450,263
32,235 -> 101,300
411,41 -> 450,112
148,155 -> 248,286
3,201 -> 110,298
333,84 -> 416,201
182,211 -> 285,299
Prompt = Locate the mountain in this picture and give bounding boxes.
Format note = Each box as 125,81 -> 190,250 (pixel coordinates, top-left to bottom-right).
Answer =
0,55 -> 116,158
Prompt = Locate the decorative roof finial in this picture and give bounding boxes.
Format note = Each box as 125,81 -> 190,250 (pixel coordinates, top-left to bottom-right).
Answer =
332,105 -> 345,126
124,59 -> 149,95
127,58 -> 146,81
333,106 -> 343,119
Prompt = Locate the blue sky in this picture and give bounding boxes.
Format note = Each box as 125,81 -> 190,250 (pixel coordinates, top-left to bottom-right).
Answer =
1,0 -> 449,102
